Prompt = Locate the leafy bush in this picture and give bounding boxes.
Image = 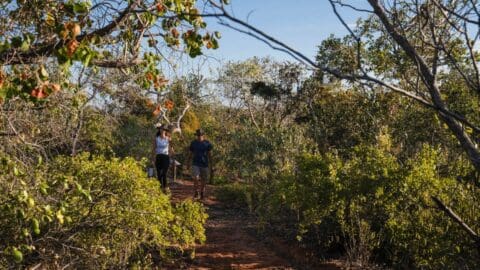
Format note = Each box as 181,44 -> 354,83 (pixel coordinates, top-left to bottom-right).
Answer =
254,144 -> 480,269
0,152 -> 207,269
215,183 -> 255,211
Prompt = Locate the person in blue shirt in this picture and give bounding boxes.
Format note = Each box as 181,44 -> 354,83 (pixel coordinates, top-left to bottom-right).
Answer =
188,128 -> 213,199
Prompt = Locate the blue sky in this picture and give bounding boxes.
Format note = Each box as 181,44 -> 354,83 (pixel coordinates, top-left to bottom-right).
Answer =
202,0 -> 370,63
165,1 -> 371,77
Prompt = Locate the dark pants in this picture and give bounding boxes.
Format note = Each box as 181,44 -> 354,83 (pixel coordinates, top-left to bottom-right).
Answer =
155,154 -> 170,189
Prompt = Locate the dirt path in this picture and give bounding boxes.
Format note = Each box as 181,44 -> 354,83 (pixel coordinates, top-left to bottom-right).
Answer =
168,179 -> 343,270
169,179 -> 293,269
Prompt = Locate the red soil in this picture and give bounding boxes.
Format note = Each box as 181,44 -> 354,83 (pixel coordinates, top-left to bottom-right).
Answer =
168,179 -> 344,270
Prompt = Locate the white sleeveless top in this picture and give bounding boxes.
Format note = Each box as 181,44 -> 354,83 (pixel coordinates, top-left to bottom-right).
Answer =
155,136 -> 169,155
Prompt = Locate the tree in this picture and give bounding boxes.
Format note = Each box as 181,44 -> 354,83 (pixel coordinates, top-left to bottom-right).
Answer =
217,57 -> 303,129
0,0 -> 223,103
205,0 -> 480,255
207,0 -> 480,172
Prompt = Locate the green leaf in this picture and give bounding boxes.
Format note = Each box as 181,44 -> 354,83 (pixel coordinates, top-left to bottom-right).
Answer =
73,2 -> 90,14
32,218 -> 40,235
20,40 -> 30,52
56,210 -> 64,224
39,66 -> 49,79
83,53 -> 92,67
10,37 -> 22,48
211,38 -> 219,49
40,182 -> 49,195
12,248 -> 23,263
27,197 -> 35,208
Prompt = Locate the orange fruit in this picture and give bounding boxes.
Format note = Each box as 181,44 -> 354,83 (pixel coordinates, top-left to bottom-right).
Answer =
146,99 -> 154,108
154,76 -> 169,89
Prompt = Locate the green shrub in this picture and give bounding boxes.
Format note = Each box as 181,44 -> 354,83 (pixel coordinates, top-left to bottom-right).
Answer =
254,144 -> 480,269
215,183 -> 255,211
0,152 -> 207,269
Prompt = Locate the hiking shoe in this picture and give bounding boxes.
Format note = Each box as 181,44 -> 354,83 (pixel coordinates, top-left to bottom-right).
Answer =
194,191 -> 199,199
200,192 -> 204,200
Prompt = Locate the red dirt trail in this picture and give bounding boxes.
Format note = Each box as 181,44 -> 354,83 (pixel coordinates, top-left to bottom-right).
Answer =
168,179 -> 343,270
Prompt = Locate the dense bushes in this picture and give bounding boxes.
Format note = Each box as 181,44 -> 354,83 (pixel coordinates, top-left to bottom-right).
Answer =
251,143 -> 479,269
215,183 -> 255,210
205,58 -> 480,268
0,152 -> 207,269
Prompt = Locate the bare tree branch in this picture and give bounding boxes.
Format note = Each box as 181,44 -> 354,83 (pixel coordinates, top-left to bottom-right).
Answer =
432,196 -> 480,253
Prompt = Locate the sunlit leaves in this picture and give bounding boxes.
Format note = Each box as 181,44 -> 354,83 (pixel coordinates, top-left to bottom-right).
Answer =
316,35 -> 359,76
0,152 -> 208,267
1,0 -> 226,103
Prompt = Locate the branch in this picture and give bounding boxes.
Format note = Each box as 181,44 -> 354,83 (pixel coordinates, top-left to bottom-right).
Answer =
208,0 -> 480,134
330,0 -> 373,13
432,196 -> 480,250
0,2 -> 137,65
431,0 -> 480,26
91,58 -> 143,68
174,102 -> 191,133
367,0 -> 480,172
0,132 -> 17,136
328,0 -> 363,72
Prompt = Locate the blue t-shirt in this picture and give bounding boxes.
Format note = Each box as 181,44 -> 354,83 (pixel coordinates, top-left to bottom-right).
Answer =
190,140 -> 212,168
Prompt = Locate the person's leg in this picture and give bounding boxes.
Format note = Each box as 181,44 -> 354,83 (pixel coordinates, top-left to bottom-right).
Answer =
160,155 -> 170,190
155,155 -> 163,186
156,154 -> 168,190
199,167 -> 209,199
192,166 -> 200,198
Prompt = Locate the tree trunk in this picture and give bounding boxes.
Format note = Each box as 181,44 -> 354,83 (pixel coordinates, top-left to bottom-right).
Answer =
367,0 -> 480,173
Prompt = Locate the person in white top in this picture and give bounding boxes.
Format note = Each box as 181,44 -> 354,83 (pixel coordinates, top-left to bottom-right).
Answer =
152,124 -> 173,191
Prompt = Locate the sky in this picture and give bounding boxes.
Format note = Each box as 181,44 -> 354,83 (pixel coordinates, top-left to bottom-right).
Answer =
163,0 -> 372,77
200,0 -> 369,64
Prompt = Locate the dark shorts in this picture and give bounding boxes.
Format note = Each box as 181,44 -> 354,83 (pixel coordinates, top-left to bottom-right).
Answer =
192,165 -> 208,180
